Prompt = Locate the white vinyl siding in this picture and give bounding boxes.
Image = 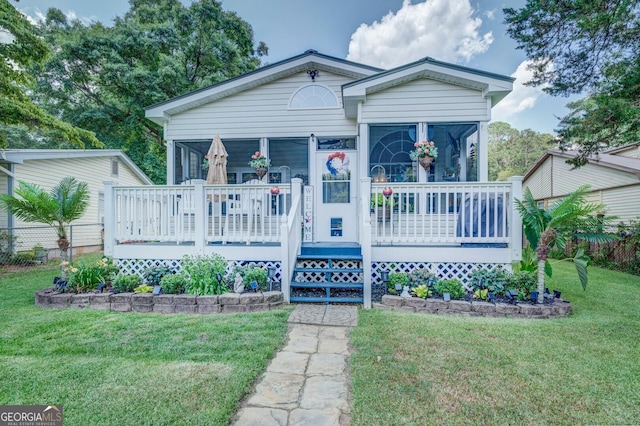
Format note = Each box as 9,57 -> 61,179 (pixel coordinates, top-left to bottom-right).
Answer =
552,155 -> 638,195
524,157 -> 553,200
360,78 -> 489,123
602,186 -> 640,223
166,71 -> 359,140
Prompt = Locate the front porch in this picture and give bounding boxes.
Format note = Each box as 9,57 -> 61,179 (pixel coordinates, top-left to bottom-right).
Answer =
103,177 -> 522,308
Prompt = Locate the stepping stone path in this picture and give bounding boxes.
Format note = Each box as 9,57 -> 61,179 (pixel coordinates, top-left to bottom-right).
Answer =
233,305 -> 357,426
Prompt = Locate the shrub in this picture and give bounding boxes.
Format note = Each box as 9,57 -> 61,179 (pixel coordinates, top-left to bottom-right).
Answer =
181,254 -> 228,296
143,265 -> 172,286
469,267 -> 508,295
433,278 -> 466,300
388,272 -> 409,294
506,271 -> 538,300
160,273 -> 184,294
112,274 -> 140,293
67,262 -> 106,293
407,268 -> 435,287
412,284 -> 432,299
243,267 -> 268,290
134,284 -> 154,293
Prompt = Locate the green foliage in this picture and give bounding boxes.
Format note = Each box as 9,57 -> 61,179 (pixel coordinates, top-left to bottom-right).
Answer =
0,229 -> 17,264
488,122 -> 556,181
407,268 -> 435,287
387,272 -> 409,294
0,177 -> 90,265
112,274 -> 140,293
506,271 -> 538,300
28,0 -> 266,182
243,267 -> 268,291
469,268 -> 508,295
515,185 -> 619,295
143,265 -> 172,286
134,284 -> 154,293
181,254 -> 229,296
0,1 -> 101,148
411,284 -> 431,299
433,279 -> 466,300
67,262 -> 105,293
159,273 -> 184,294
504,2 -> 640,163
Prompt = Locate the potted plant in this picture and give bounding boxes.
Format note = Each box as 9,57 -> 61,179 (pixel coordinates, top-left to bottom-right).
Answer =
248,151 -> 271,179
409,140 -> 438,170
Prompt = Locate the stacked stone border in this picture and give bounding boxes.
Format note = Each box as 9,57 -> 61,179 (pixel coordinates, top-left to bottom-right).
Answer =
35,288 -> 284,314
376,295 -> 572,319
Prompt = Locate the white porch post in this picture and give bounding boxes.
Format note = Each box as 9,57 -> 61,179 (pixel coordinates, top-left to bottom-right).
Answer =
103,181 -> 115,257
360,177 -> 372,309
478,122 -> 489,182
510,176 -> 523,262
166,140 -> 174,184
194,180 -> 205,254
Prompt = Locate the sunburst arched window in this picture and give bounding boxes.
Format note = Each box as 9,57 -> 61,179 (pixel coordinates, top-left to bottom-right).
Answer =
289,84 -> 339,109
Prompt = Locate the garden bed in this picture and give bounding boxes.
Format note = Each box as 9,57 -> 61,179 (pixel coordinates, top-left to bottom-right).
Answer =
35,288 -> 284,314
375,295 -> 571,319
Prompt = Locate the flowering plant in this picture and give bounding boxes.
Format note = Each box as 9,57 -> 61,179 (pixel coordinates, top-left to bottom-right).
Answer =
409,141 -> 438,160
248,151 -> 271,168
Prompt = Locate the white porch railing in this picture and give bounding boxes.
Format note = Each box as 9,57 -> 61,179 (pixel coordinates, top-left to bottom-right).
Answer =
280,178 -> 303,302
370,179 -> 522,248
106,181 -> 292,246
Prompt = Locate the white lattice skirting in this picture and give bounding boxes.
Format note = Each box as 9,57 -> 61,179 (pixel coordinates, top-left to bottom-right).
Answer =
371,262 -> 511,289
115,258 -> 283,282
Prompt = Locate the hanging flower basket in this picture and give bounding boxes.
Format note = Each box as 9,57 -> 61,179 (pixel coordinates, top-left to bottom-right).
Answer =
418,155 -> 434,170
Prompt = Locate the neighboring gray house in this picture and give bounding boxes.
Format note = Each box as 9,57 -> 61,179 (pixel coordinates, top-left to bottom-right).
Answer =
523,147 -> 640,224
1,149 -> 152,256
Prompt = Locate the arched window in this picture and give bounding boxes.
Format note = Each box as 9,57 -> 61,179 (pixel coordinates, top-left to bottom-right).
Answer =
289,85 -> 339,109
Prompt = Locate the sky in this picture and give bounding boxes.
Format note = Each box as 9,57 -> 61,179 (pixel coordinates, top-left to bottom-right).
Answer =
13,0 -> 579,134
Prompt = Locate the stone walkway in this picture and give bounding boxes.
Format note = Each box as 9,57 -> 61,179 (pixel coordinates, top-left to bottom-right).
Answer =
232,305 -> 358,426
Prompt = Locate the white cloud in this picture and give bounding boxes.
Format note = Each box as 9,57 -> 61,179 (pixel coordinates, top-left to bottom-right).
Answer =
491,60 -> 548,123
20,7 -> 95,26
0,28 -> 15,44
346,0 -> 493,69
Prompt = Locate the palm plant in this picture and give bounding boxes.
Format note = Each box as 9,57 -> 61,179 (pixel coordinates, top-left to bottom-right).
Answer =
0,177 -> 89,266
515,185 -> 617,303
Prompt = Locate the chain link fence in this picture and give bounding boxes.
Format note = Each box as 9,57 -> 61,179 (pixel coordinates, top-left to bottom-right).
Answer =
0,223 -> 104,270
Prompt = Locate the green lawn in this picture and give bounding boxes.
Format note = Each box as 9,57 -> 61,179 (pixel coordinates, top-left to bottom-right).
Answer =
0,259 -> 292,426
349,262 -> 640,425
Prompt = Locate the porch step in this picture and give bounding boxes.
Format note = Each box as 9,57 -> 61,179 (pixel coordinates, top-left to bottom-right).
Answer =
289,296 -> 364,304
290,282 -> 364,290
291,244 -> 364,305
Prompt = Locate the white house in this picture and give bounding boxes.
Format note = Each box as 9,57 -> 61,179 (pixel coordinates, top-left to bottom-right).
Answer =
0,149 -> 152,257
523,147 -> 640,224
103,50 -> 522,308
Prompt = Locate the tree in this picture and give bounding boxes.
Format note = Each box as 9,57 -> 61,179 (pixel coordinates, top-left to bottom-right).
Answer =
515,185 -> 617,303
0,0 -> 101,148
0,177 -> 90,266
30,0 -> 265,183
488,122 -> 555,181
504,1 -> 640,165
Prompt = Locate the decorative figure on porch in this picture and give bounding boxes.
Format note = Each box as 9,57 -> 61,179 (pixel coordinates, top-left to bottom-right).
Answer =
249,151 -> 271,179
234,273 -> 244,294
410,141 -> 438,170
